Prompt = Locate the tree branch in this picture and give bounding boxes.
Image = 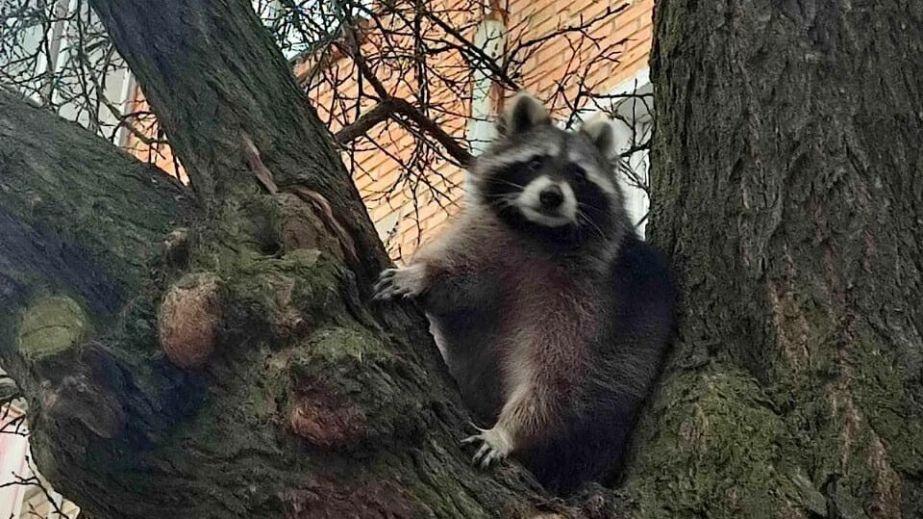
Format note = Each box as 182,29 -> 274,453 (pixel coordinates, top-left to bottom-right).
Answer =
333,99 -> 396,145
388,97 -> 474,167
335,97 -> 474,167
89,0 -> 390,284
336,32 -> 474,167
0,89 -> 202,516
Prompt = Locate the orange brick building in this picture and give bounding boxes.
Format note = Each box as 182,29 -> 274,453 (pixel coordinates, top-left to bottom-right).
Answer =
128,0 -> 655,261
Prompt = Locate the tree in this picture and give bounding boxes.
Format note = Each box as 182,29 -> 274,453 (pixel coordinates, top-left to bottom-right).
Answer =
0,1 -> 920,518
624,1 -> 923,517
0,1 -> 571,516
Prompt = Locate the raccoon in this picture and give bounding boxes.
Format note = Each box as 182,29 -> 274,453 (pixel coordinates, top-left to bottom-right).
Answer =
375,93 -> 676,493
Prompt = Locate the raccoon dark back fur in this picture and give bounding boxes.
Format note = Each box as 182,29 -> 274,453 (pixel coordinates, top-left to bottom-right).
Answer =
519,233 -> 675,491
382,93 -> 676,494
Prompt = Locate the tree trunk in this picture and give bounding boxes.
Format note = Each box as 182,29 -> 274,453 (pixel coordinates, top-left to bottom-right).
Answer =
627,0 -> 923,517
0,1 -> 559,517
86,0 -> 388,286
2,0 -> 921,517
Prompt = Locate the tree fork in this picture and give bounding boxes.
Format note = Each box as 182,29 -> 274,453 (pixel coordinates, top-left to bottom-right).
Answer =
88,0 -> 389,286
0,1 -> 606,517
3,0 -> 920,517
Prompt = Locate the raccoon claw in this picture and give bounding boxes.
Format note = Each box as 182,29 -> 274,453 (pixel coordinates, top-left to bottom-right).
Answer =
461,426 -> 513,469
373,268 -> 398,299
373,265 -> 427,300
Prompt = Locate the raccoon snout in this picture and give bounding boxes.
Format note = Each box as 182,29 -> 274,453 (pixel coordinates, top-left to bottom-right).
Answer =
539,185 -> 564,210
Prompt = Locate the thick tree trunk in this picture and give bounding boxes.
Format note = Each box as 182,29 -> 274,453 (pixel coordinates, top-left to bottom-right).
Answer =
627,1 -> 923,517
0,2 -> 563,518
0,89 -> 203,511
87,0 -> 387,286
2,0 -> 921,517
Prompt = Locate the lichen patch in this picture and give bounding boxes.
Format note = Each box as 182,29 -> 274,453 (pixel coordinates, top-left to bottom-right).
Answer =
18,295 -> 89,361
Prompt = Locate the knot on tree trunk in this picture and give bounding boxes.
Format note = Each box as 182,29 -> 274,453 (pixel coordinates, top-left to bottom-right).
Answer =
45,369 -> 127,439
18,295 -> 90,362
158,273 -> 223,369
289,380 -> 368,448
242,133 -> 360,269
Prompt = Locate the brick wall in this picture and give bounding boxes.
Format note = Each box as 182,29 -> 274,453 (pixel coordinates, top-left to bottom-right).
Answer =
125,0 -> 653,262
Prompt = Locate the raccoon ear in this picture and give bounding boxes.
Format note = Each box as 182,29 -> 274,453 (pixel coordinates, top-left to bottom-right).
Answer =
498,93 -> 551,136
579,116 -> 616,157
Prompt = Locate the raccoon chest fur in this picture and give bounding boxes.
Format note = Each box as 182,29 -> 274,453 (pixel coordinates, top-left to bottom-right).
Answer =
494,261 -> 601,418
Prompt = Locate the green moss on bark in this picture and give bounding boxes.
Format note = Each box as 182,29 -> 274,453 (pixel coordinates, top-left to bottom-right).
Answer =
626,365 -> 803,518
18,296 -> 89,361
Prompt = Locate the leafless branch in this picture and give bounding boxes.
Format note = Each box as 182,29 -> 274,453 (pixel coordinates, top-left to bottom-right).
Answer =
1,0 -> 651,249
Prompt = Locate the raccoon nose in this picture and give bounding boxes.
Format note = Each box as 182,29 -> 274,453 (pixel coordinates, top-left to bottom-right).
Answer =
539,185 -> 564,210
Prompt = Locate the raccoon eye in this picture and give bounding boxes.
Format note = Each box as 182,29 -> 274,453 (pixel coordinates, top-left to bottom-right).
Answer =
526,157 -> 544,171
572,165 -> 588,185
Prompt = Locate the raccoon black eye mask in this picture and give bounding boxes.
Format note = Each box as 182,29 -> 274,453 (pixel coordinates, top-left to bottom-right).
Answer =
375,92 -> 676,494
481,157 -> 580,228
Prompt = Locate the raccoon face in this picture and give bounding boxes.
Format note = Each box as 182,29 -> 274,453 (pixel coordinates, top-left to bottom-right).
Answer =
473,93 -> 623,244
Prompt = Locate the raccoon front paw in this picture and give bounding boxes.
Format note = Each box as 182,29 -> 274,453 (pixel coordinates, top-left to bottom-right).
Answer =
461,425 -> 513,468
373,264 -> 428,300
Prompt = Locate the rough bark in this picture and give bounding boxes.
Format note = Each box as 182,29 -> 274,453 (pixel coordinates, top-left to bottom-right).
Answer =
0,3 -> 572,518
0,87 -> 198,389
627,1 -> 923,517
2,0 -> 921,517
88,0 -> 388,286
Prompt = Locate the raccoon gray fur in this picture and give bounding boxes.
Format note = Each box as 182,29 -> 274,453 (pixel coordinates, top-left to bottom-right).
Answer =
375,93 -> 676,494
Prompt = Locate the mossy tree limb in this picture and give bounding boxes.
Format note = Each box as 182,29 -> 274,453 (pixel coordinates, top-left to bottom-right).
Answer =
0,87 -> 204,512
0,2 -> 568,517
1,0 -> 921,517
